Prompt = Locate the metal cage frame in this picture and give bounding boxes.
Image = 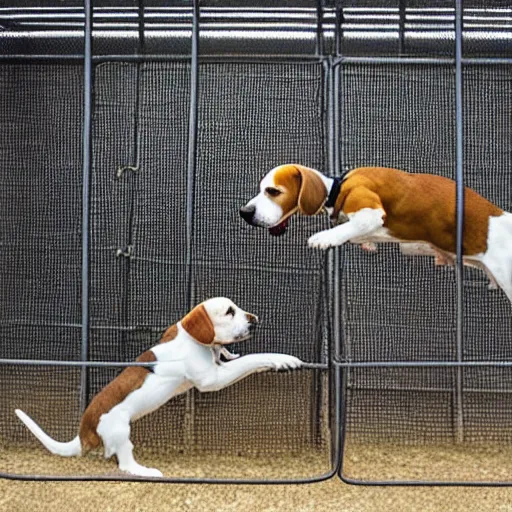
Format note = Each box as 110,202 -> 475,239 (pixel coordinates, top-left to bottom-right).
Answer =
0,0 -> 511,485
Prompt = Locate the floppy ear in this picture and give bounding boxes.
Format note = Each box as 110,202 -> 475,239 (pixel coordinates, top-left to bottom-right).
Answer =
181,305 -> 215,345
295,165 -> 327,216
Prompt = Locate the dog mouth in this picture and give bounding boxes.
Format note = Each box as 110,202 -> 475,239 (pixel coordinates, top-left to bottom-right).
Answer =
269,218 -> 289,237
216,332 -> 253,345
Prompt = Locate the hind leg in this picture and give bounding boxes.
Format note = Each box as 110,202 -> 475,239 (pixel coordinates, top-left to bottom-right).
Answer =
481,255 -> 512,304
97,410 -> 163,477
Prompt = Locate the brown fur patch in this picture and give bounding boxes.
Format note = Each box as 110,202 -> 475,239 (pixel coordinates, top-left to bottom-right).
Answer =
272,165 -> 302,217
334,167 -> 503,255
78,350 -> 157,453
272,165 -> 327,218
181,304 -> 215,345
159,323 -> 178,343
295,165 -> 328,215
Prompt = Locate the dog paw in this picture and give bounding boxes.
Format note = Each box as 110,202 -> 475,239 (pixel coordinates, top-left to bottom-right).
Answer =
268,355 -> 303,371
360,242 -> 377,252
308,231 -> 333,250
121,464 -> 163,478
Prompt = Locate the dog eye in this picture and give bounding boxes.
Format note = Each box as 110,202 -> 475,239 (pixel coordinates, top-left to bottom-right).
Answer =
226,306 -> 235,316
265,187 -> 281,197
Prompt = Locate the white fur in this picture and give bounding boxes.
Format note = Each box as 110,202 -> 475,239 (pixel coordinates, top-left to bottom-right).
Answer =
245,170 -> 285,228
308,208 -> 386,249
14,409 -> 81,457
245,165 -> 333,228
478,212 -> 512,302
15,297 -> 303,477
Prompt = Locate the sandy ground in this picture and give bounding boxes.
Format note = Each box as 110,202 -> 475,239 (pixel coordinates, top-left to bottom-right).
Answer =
3,443 -> 512,511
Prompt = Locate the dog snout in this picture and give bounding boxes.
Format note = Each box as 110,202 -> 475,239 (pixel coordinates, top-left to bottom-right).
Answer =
246,313 -> 259,326
239,205 -> 256,225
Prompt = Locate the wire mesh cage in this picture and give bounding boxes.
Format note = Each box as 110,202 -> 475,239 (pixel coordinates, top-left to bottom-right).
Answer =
0,0 -> 511,485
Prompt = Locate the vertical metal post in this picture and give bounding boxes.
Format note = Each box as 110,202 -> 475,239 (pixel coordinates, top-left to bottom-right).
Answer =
184,0 -> 200,449
325,54 -> 342,468
454,0 -> 465,443
186,0 -> 199,305
331,47 -> 344,472
332,61 -> 342,362
79,0 -> 93,414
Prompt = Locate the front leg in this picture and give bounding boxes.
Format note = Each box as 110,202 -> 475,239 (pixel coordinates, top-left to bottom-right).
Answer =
308,208 -> 385,250
194,354 -> 302,392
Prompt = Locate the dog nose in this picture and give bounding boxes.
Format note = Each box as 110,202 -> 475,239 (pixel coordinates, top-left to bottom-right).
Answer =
239,205 -> 255,225
246,313 -> 259,325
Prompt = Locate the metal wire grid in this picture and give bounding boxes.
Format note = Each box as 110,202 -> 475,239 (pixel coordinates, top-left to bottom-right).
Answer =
0,0 -> 511,485
0,0 -> 340,483
334,0 -> 512,485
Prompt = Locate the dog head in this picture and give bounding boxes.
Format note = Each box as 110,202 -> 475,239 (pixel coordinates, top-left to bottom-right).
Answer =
239,164 -> 327,236
181,297 -> 258,346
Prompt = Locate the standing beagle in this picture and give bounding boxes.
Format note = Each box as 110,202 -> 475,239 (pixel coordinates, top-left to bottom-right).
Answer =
15,297 -> 302,477
240,164 -> 512,304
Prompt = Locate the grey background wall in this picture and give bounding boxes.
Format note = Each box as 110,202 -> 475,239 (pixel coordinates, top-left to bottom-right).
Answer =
1,1 -> 511,463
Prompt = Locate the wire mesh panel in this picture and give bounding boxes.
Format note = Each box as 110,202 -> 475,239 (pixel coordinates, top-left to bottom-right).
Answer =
0,53 -> 334,479
88,61 -> 191,415
190,62 -> 330,453
0,64 -> 84,452
338,61 -> 512,484
1,0 -> 511,486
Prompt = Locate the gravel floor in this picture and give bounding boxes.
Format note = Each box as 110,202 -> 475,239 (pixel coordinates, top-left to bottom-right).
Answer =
2,443 -> 512,511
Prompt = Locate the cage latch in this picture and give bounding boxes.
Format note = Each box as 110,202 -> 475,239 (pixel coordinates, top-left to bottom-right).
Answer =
116,245 -> 134,259
116,165 -> 139,179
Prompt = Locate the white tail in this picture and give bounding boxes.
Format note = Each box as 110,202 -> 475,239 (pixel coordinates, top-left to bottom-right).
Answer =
15,409 -> 81,457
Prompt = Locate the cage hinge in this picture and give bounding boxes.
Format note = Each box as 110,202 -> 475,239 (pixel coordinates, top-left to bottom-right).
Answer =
116,165 -> 139,179
116,245 -> 134,259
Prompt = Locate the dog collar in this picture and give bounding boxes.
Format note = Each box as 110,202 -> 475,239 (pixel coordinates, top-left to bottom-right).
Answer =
325,177 -> 343,209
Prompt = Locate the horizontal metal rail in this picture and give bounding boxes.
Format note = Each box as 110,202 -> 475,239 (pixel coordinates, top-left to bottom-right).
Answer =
0,358 -> 327,370
334,360 -> 512,368
2,54 -> 512,65
0,470 -> 337,485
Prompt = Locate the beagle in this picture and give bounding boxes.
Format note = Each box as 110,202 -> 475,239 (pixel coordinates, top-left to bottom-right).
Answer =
15,297 -> 302,477
240,164 -> 512,304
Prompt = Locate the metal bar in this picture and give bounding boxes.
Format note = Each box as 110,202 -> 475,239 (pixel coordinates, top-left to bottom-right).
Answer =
184,0 -> 200,452
79,0 -> 93,416
336,56 -> 512,66
347,385 -> 512,394
0,55 -> 327,63
2,54 -> 512,65
332,65 -> 342,363
0,358 -> 327,370
185,0 -> 199,311
330,364 -> 343,478
336,56 -> 454,65
0,469 -> 337,485
333,360 -> 512,368
339,476 -> 512,487
337,366 -> 349,484
454,0 -> 465,445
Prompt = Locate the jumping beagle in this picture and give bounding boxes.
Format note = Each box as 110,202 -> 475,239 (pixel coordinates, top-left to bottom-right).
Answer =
15,297 -> 302,477
240,164 -> 512,304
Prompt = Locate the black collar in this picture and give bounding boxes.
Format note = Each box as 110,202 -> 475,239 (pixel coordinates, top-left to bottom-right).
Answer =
325,177 -> 343,209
